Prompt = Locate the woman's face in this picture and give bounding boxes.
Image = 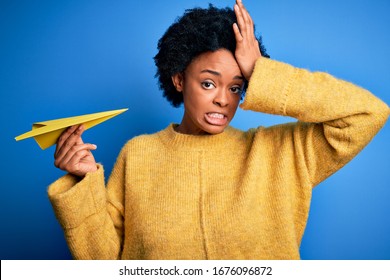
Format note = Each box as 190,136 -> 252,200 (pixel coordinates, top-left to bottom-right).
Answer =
172,49 -> 244,135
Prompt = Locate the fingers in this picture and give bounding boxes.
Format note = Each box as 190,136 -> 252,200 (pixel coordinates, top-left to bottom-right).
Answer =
237,0 -> 253,28
53,124 -> 98,177
233,22 -> 243,42
234,0 -> 254,38
54,143 -> 97,170
55,125 -> 78,158
55,125 -> 85,159
55,124 -> 92,167
233,0 -> 261,81
234,3 -> 245,37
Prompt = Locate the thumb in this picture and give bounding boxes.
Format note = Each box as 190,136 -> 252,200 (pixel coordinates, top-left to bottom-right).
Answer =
75,124 -> 86,145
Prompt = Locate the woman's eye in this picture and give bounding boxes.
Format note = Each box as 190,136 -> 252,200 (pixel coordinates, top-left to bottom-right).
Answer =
231,86 -> 242,94
201,81 -> 215,89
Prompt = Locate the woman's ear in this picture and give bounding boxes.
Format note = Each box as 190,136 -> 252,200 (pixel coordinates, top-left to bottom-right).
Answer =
171,73 -> 184,92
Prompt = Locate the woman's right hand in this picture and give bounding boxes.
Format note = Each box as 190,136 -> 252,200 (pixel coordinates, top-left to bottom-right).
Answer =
54,124 -> 98,177
233,0 -> 262,81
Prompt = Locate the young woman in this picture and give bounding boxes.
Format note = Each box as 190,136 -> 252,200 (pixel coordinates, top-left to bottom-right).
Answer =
49,0 -> 389,259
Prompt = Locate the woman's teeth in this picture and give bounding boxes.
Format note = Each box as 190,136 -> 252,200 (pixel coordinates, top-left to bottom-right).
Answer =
207,113 -> 224,119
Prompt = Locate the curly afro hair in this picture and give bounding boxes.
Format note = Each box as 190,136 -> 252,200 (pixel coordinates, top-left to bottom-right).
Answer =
154,4 -> 269,108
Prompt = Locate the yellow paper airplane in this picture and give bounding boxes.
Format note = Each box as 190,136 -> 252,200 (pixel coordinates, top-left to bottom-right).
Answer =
15,108 -> 128,149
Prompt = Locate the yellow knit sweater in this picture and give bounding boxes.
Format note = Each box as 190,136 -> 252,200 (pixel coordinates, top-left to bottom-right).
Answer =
48,58 -> 389,260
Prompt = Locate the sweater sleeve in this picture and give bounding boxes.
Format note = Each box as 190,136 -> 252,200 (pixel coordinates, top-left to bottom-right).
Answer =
47,144 -> 128,259
241,58 -> 390,186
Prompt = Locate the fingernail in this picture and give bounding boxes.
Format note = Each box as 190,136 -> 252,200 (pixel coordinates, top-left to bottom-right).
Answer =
92,144 -> 97,149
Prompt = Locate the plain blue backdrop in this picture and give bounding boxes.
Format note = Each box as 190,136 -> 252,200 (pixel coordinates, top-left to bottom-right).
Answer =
1,0 -> 389,259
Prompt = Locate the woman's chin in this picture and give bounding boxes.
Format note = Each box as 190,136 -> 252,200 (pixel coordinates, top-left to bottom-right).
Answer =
202,123 -> 227,135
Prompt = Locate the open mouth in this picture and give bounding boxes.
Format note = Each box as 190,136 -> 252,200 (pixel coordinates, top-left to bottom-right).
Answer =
205,112 -> 228,126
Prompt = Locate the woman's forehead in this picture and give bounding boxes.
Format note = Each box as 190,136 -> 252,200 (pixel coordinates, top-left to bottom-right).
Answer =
186,49 -> 242,77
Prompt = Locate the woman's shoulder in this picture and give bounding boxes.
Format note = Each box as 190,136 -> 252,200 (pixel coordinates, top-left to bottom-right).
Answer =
121,129 -> 164,151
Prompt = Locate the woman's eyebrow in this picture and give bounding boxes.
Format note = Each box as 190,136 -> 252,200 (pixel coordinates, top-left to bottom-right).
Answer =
200,69 -> 221,76
233,75 -> 244,81
200,69 -> 244,80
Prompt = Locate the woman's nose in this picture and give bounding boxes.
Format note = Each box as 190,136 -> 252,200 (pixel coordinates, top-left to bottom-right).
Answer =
213,89 -> 229,107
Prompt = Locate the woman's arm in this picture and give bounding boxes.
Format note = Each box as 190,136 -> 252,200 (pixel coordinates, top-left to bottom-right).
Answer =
48,127 -> 127,259
234,0 -> 389,186
241,57 -> 390,186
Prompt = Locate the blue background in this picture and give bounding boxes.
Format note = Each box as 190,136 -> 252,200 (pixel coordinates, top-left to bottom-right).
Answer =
1,0 -> 389,260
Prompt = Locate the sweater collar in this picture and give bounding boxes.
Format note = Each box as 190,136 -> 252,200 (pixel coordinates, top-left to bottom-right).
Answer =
158,123 -> 239,151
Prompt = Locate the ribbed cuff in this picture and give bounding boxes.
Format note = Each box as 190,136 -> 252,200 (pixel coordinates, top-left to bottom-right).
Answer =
240,58 -> 296,116
47,164 -> 106,229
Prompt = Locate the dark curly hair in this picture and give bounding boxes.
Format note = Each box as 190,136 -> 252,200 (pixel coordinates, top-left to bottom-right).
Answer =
154,4 -> 269,108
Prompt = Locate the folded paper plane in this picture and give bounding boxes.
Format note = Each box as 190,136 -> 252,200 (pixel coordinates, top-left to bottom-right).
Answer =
15,108 -> 128,149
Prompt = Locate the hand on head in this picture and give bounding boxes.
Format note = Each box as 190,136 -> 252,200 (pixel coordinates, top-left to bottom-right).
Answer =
233,0 -> 262,81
